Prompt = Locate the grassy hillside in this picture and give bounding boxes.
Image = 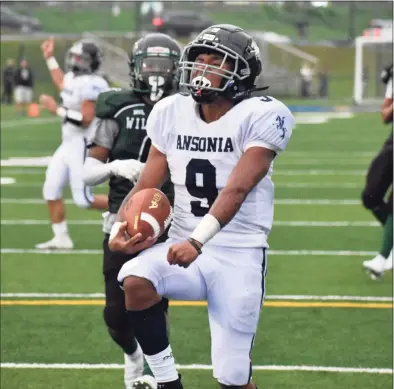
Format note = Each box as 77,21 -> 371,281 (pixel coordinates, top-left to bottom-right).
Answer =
9,2 -> 393,42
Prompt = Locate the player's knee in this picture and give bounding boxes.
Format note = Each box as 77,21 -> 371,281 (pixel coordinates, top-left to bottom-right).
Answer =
103,304 -> 128,332
43,181 -> 60,201
123,276 -> 157,310
216,356 -> 251,387
72,193 -> 92,209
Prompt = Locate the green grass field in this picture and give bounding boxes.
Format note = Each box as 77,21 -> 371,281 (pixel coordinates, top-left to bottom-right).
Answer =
0,104 -> 393,389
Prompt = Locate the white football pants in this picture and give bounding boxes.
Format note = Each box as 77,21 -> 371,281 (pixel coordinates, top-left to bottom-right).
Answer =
118,239 -> 267,386
43,138 -> 94,208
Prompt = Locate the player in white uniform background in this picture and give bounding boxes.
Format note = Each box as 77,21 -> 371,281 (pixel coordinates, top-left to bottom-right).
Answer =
109,24 -> 294,389
36,38 -> 109,250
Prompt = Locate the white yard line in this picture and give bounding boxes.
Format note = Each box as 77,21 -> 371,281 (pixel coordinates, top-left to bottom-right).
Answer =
1,118 -> 59,129
1,293 -> 391,302
273,170 -> 365,176
1,169 -> 365,175
0,220 -> 378,227
0,182 -> 363,189
0,363 -> 391,374
275,199 -> 360,204
0,170 -> 45,175
1,220 -> 102,225
274,221 -> 378,227
275,183 -> 361,188
0,249 -> 376,256
0,198 -> 361,205
2,181 -> 363,190
285,151 -> 375,157
276,160 -> 369,166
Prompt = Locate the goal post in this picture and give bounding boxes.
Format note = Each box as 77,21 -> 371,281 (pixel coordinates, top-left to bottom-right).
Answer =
353,35 -> 393,105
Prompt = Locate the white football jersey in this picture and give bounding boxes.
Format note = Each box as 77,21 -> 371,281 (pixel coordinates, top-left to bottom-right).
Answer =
60,72 -> 108,142
147,94 -> 294,248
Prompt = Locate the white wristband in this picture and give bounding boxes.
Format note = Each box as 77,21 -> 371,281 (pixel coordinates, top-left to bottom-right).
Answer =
46,57 -> 60,71
56,107 -> 83,125
109,221 -> 123,242
190,214 -> 221,245
56,107 -> 66,119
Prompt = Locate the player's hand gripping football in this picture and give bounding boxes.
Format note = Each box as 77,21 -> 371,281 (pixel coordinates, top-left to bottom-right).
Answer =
167,239 -> 202,268
108,221 -> 157,254
41,37 -> 55,59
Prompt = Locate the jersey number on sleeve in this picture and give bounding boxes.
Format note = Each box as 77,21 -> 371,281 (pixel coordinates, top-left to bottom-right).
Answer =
186,159 -> 218,217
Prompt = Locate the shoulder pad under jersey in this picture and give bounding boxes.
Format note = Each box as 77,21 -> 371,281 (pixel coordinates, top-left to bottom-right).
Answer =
95,88 -> 141,119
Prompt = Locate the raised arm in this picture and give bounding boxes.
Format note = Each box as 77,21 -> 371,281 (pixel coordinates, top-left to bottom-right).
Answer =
41,38 -> 64,91
208,147 -> 275,226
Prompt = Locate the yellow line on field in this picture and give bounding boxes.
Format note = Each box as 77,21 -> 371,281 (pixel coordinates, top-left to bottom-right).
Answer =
0,300 -> 392,309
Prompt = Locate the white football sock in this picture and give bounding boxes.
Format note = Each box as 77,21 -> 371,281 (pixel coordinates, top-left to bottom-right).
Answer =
52,221 -> 69,238
144,345 -> 178,383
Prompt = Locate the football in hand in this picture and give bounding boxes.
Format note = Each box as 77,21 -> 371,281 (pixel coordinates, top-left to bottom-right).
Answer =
123,188 -> 172,240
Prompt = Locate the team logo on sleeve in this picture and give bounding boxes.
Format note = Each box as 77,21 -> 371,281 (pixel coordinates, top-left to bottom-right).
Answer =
276,116 -> 287,139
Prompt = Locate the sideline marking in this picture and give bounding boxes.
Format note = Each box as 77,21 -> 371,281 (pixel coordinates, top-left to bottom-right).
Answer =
0,198 -> 361,205
0,300 -> 391,309
1,293 -> 391,302
0,220 -> 378,227
0,249 -> 377,256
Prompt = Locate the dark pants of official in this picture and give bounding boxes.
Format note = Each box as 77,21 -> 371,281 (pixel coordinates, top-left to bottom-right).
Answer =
102,232 -> 169,355
2,82 -> 13,105
362,131 -> 393,224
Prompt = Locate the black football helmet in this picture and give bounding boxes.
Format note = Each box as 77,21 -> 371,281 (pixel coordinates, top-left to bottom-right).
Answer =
65,40 -> 102,76
129,33 -> 181,102
179,24 -> 262,103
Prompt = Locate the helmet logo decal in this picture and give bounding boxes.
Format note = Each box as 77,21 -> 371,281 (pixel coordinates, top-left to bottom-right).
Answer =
191,76 -> 212,89
201,33 -> 216,41
71,42 -> 83,55
147,46 -> 170,55
148,75 -> 165,102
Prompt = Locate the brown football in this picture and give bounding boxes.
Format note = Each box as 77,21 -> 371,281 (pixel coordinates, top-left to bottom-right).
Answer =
123,188 -> 172,240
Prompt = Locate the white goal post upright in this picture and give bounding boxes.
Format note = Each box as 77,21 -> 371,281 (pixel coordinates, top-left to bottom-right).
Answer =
353,35 -> 393,105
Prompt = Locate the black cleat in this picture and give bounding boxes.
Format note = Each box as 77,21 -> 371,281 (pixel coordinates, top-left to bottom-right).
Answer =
157,374 -> 183,389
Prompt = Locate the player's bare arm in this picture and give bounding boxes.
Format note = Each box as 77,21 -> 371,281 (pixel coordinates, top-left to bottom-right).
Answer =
41,37 -> 64,91
39,95 -> 97,128
209,146 -> 276,226
381,97 -> 393,124
108,145 -> 169,254
88,144 -> 110,163
80,100 -> 96,127
168,147 -> 276,268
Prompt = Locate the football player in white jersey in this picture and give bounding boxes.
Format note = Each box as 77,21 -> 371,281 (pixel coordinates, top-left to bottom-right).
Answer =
36,38 -> 109,250
109,24 -> 294,389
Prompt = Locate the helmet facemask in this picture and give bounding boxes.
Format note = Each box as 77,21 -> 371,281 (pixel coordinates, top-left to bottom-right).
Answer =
179,43 -> 251,103
131,48 -> 179,103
